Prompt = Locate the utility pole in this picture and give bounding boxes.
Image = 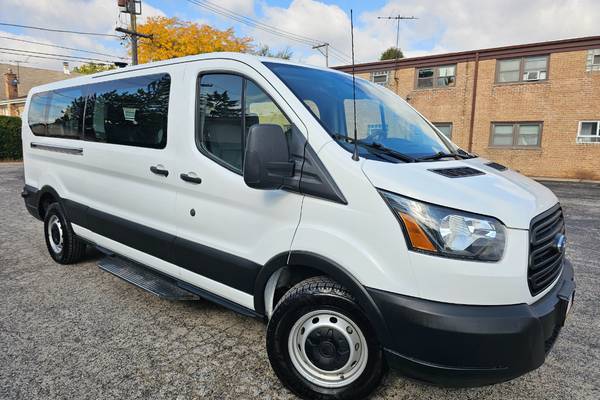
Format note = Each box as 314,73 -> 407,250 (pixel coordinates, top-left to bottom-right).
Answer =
312,43 -> 329,67
377,14 -> 418,88
116,0 -> 151,65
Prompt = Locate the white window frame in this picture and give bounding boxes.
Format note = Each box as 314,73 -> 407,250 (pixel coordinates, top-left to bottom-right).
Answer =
586,49 -> 600,72
577,121 -> 600,144
371,71 -> 389,86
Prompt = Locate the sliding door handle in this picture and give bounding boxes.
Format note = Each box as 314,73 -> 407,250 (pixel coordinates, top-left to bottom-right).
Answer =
180,172 -> 202,184
150,165 -> 169,177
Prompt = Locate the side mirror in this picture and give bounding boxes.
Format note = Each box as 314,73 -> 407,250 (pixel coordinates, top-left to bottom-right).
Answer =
243,124 -> 294,190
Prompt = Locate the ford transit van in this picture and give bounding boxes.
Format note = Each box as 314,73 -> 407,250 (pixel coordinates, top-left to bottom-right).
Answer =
21,53 -> 575,399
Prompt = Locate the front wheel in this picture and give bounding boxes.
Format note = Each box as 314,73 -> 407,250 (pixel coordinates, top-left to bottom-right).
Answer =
267,277 -> 385,400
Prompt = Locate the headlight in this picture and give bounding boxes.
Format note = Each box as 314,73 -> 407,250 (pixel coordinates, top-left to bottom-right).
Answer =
379,190 -> 506,261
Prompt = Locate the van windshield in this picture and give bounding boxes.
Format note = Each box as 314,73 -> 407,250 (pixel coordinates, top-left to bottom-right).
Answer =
264,62 -> 455,160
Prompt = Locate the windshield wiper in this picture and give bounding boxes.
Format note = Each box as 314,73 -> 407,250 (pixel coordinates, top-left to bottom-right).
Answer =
330,134 -> 415,163
416,151 -> 472,162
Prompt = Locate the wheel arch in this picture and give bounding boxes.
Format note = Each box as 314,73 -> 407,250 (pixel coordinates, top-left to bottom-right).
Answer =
36,185 -> 63,219
255,251 -> 391,347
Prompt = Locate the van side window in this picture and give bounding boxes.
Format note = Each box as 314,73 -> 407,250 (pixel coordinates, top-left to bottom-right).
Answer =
198,74 -> 244,171
28,88 -> 85,138
28,93 -> 52,136
197,74 -> 291,172
245,80 -> 292,137
85,73 -> 170,149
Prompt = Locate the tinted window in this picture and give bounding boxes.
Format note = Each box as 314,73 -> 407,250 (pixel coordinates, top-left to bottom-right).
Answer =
28,87 -> 85,138
85,73 -> 170,148
28,92 -> 51,136
196,75 -> 292,173
245,80 -> 291,137
197,74 -> 244,170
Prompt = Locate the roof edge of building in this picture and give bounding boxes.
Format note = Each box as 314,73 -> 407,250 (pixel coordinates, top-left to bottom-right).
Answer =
333,35 -> 600,73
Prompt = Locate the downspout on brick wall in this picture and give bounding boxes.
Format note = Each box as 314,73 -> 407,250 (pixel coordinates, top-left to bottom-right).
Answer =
3,69 -> 19,116
467,52 -> 480,152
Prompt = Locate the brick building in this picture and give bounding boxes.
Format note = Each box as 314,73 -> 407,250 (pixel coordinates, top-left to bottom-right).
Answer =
0,63 -> 80,117
335,36 -> 600,181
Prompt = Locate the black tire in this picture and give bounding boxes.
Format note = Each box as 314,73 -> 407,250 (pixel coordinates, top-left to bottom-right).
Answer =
267,276 -> 385,400
43,202 -> 86,264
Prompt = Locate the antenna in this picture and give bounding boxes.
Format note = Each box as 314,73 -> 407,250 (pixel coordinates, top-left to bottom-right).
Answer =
312,43 -> 329,67
377,14 -> 418,85
350,9 -> 359,162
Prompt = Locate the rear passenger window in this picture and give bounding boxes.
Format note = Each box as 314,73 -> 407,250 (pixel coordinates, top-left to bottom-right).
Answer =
197,74 -> 290,172
28,93 -> 52,136
85,73 -> 170,149
28,87 -> 85,138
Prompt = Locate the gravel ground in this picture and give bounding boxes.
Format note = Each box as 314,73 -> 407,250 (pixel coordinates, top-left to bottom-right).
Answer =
1,162 -> 599,399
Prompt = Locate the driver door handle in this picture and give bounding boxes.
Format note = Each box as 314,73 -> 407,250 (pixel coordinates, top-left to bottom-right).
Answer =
150,165 -> 169,177
180,172 -> 202,184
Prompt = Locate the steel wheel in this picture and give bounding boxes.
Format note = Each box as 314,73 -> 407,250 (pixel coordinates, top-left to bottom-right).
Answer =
47,214 -> 64,254
287,309 -> 368,388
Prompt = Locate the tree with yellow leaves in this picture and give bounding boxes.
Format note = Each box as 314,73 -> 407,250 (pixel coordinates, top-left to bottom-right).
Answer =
131,17 -> 252,64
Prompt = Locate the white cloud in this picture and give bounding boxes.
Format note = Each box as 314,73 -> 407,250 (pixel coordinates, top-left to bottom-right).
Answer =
253,0 -> 600,67
0,0 -> 165,70
216,0 -> 255,16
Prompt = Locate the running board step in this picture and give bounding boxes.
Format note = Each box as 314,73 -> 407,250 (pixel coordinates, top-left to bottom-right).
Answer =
98,256 -> 200,301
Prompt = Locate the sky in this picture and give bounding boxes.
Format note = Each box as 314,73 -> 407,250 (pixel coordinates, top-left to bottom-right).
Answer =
0,0 -> 599,71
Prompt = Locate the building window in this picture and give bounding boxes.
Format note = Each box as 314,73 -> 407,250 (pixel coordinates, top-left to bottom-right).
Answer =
371,71 -> 389,86
416,65 -> 456,89
496,56 -> 548,83
491,122 -> 542,147
433,122 -> 453,139
577,121 -> 600,143
587,49 -> 600,72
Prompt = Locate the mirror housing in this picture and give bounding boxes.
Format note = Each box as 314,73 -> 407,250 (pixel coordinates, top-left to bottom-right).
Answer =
243,124 -> 294,190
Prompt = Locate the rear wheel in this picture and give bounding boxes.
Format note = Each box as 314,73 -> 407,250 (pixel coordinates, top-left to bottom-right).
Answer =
43,203 -> 86,264
267,276 -> 385,400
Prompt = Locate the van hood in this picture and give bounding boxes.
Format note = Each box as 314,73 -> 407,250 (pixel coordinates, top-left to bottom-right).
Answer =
362,157 -> 558,229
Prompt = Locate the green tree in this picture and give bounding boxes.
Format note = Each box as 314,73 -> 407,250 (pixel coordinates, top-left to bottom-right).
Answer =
253,44 -> 293,60
380,47 -> 404,61
72,63 -> 116,74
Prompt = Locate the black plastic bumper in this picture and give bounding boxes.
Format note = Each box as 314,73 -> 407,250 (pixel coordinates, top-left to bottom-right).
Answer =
367,259 -> 575,387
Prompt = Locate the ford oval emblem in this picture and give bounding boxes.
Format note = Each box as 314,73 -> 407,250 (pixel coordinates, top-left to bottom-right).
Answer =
553,233 -> 567,254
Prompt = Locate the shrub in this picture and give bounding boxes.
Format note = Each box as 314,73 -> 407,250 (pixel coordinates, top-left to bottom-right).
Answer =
0,115 -> 22,160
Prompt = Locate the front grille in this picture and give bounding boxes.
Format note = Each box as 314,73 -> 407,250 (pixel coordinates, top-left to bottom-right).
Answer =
528,204 -> 565,296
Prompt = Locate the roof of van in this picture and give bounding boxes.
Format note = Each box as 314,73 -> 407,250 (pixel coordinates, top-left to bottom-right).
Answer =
27,52 -> 344,95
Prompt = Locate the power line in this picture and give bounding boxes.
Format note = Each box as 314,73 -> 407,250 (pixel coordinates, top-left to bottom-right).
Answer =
0,47 -> 120,64
0,50 -> 114,65
185,0 -> 351,64
188,0 -> 320,45
194,0 -> 350,63
0,22 -> 121,38
0,35 -> 128,59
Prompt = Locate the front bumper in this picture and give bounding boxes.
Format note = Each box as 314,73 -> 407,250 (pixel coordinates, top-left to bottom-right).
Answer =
367,259 -> 575,387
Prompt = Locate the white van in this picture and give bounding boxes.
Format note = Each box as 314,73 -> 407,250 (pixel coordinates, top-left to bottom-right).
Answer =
21,53 -> 575,399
